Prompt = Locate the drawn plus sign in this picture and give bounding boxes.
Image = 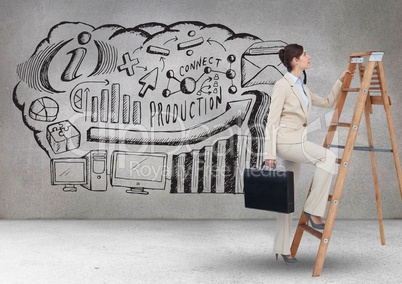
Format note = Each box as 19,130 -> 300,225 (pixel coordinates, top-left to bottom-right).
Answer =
117,52 -> 139,76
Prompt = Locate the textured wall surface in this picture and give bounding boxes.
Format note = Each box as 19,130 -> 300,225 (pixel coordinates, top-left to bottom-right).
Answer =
1,0 -> 401,219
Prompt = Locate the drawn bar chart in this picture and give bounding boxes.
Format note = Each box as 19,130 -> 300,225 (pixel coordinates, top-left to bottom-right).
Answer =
170,135 -> 249,194
87,83 -> 142,125
111,83 -> 120,123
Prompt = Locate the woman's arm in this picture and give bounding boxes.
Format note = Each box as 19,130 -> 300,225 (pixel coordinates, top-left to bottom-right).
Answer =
264,81 -> 287,161
309,69 -> 352,108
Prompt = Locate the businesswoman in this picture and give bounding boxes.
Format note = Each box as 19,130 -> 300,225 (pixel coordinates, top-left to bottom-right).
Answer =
264,44 -> 352,263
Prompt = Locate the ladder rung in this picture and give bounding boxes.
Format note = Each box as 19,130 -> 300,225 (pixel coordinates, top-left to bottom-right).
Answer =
360,69 -> 379,76
328,144 -> 393,153
328,194 -> 333,202
330,122 -> 351,128
335,158 -> 342,164
299,224 -> 323,239
371,96 -> 391,105
342,88 -> 360,92
342,87 -> 381,93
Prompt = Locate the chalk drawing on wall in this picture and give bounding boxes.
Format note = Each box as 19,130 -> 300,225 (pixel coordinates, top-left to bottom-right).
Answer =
111,151 -> 168,195
29,97 -> 59,122
13,21 -> 287,194
46,120 -> 81,154
50,157 -> 87,192
241,41 -> 285,87
50,150 -> 108,192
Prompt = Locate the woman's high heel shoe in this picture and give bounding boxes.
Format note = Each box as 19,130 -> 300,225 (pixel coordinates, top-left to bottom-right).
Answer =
276,253 -> 298,263
304,211 -> 325,230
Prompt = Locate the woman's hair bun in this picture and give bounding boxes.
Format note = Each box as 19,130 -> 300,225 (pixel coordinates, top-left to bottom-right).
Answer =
278,48 -> 285,64
278,44 -> 303,72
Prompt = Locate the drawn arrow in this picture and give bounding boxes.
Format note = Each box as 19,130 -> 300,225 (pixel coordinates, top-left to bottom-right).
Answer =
200,87 -> 212,95
163,36 -> 178,46
133,46 -> 143,54
138,67 -> 158,97
84,88 -> 90,97
83,88 -> 91,121
200,76 -> 212,88
207,38 -> 227,52
159,57 -> 166,72
199,77 -> 212,95
87,98 -> 253,145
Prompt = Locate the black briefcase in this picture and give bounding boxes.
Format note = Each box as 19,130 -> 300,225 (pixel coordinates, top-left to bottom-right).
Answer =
243,167 -> 294,213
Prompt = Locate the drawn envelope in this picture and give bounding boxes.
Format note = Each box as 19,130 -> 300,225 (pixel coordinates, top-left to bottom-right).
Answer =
241,41 -> 287,88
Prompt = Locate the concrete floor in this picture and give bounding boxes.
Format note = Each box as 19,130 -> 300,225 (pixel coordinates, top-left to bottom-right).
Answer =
0,220 -> 401,284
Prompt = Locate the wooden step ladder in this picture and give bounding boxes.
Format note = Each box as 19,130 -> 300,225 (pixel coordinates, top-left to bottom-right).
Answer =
290,51 -> 402,277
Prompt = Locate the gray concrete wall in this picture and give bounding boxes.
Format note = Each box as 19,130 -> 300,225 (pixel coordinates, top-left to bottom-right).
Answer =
0,0 -> 401,219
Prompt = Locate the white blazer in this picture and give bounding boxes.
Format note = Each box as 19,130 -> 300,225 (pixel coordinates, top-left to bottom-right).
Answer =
264,73 -> 342,160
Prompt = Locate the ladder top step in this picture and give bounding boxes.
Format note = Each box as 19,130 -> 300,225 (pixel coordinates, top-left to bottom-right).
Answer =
349,51 -> 384,57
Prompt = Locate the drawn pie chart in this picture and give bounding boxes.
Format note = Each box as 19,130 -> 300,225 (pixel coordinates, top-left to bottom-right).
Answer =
73,89 -> 83,110
29,97 -> 59,122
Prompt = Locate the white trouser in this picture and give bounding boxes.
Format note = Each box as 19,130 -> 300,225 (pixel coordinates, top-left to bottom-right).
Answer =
273,141 -> 336,255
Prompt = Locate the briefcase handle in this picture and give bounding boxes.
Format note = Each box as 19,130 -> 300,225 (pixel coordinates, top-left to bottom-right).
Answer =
261,162 -> 276,170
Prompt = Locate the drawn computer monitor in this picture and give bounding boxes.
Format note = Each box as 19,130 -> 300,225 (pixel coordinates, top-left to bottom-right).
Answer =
111,151 -> 167,194
50,158 -> 87,192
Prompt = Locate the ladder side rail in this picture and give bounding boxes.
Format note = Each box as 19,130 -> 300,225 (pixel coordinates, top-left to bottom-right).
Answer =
364,105 -> 386,245
377,61 -> 402,199
361,65 -> 385,245
312,60 -> 376,277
